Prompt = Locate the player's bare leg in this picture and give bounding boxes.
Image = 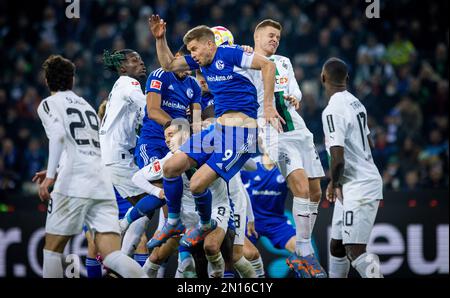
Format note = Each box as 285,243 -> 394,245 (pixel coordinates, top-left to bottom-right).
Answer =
284,236 -> 296,253
286,169 -> 326,278
233,244 -> 257,278
203,227 -> 226,278
144,237 -> 179,277
95,232 -> 146,278
85,230 -> 103,278
43,234 -> 71,278
243,237 -> 265,278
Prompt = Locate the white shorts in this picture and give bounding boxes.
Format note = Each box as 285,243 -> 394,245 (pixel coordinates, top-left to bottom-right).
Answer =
330,186 -> 381,244
105,161 -> 143,198
45,192 -> 120,236
229,173 -> 247,246
263,127 -> 325,178
180,202 -> 231,233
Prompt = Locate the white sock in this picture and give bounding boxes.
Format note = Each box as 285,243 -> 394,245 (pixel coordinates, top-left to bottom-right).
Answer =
205,252 -> 224,278
309,201 -> 319,232
234,256 -> 257,278
157,263 -> 166,278
293,197 -> 312,256
142,259 -> 160,278
103,250 -> 146,278
43,249 -> 64,278
249,256 -> 265,278
121,217 -> 149,256
177,256 -> 197,278
352,253 -> 383,278
329,255 -> 350,278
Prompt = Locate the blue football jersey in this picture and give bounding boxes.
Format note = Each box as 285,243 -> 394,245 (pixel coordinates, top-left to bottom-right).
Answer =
184,45 -> 258,119
140,68 -> 201,147
240,162 -> 288,223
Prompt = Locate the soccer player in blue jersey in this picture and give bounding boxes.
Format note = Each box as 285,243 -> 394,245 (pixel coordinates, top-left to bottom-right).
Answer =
147,15 -> 283,249
241,153 -> 297,253
135,45 -> 202,168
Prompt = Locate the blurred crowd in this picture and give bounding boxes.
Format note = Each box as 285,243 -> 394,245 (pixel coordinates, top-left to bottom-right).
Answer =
0,0 -> 448,195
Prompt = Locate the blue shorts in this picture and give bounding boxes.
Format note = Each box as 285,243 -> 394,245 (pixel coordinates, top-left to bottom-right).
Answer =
135,141 -> 170,169
179,123 -> 257,182
248,220 -> 296,250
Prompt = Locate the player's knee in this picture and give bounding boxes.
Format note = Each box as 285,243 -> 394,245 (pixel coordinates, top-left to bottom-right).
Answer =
189,178 -> 206,195
244,248 -> 260,261
330,239 -> 346,258
163,158 -> 184,178
149,251 -> 161,264
345,244 -> 366,261
204,241 -> 221,255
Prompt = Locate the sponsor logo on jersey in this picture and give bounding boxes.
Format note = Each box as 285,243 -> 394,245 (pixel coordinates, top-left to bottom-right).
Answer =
251,189 -> 282,196
150,80 -> 162,90
215,60 -> 225,70
132,81 -> 140,86
275,76 -> 289,85
186,88 -> 194,99
162,100 -> 187,110
206,74 -> 233,82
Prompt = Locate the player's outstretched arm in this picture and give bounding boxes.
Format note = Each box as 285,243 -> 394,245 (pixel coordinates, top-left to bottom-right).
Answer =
328,146 -> 345,203
149,15 -> 190,72
250,54 -> 285,132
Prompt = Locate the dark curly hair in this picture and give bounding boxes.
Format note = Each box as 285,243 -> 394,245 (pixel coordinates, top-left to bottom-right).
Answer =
42,55 -> 75,92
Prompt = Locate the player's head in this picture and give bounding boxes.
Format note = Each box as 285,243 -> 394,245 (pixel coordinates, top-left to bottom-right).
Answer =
164,119 -> 191,153
254,19 -> 282,56
195,70 -> 209,93
183,25 -> 216,66
103,49 -> 146,80
174,44 -> 192,80
321,57 -> 349,89
42,55 -> 75,92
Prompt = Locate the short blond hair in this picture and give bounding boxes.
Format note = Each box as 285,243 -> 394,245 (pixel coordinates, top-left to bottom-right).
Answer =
183,25 -> 215,45
255,19 -> 283,32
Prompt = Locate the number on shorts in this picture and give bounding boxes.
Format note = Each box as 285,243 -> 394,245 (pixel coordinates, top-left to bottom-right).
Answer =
217,206 -> 226,216
47,198 -> 53,214
234,214 -> 241,229
344,211 -> 353,226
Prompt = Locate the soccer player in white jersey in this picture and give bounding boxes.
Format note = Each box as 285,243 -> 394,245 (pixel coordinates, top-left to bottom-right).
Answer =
247,19 -> 326,277
100,49 -> 166,255
321,58 -> 383,278
36,55 -> 146,278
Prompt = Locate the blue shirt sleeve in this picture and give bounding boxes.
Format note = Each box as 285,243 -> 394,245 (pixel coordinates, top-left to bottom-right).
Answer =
184,55 -> 200,70
145,69 -> 168,94
222,46 -> 254,69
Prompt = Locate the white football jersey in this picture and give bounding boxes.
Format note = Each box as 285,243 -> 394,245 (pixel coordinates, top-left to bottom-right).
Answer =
322,90 -> 383,199
37,90 -> 114,200
99,75 -> 146,165
246,54 -> 307,132
138,152 -> 229,212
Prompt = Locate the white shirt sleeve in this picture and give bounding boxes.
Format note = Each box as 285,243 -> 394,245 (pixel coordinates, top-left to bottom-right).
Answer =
286,58 -> 302,102
131,158 -> 165,197
37,100 -> 65,179
246,190 -> 255,222
322,106 -> 347,148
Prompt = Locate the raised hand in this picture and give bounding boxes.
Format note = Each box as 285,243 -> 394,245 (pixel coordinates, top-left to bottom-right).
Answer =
149,14 -> 166,39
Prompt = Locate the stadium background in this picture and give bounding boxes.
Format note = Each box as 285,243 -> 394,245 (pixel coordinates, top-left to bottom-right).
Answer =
0,0 -> 448,277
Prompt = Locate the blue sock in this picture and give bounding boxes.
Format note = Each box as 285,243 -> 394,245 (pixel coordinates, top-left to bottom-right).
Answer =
163,176 -> 183,222
133,253 -> 149,267
224,270 -> 235,278
85,257 -> 102,278
179,245 -> 192,262
193,189 -> 212,228
128,195 -> 166,222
